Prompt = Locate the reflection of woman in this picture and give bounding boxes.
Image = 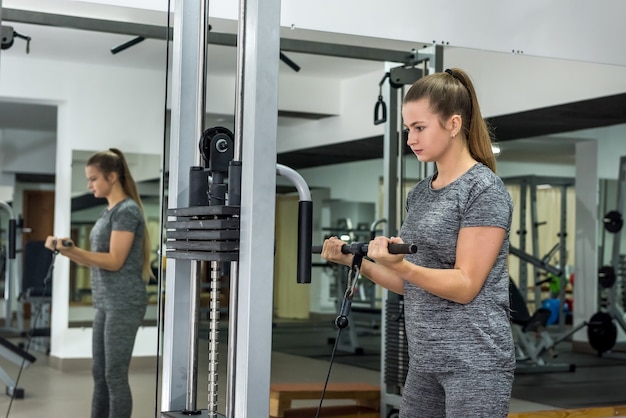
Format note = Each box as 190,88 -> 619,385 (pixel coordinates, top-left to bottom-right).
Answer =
45,148 -> 151,418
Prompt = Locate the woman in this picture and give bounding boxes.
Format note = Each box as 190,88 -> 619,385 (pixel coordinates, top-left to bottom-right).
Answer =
46,148 -> 151,418
322,68 -> 515,417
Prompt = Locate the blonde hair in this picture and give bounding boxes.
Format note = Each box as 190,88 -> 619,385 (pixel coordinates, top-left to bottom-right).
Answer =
87,148 -> 153,282
403,68 -> 497,172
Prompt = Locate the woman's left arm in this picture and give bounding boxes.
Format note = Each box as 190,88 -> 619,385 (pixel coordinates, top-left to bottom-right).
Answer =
370,226 -> 506,304
60,230 -> 135,271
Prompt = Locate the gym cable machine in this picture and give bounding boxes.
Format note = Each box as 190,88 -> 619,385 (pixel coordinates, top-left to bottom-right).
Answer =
159,0 -> 336,416
160,0 -> 437,415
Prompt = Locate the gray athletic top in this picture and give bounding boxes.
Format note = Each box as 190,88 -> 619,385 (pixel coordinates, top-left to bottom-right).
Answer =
89,198 -> 148,311
399,163 -> 515,372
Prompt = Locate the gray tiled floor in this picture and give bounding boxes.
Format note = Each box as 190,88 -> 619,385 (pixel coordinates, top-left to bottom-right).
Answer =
0,343 -> 558,418
6,313 -> 623,417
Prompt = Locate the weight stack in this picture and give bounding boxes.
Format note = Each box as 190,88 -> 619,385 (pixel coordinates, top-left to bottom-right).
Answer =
384,294 -> 408,394
166,205 -> 240,262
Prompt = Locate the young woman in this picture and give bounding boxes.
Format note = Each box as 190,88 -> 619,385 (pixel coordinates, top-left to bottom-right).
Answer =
322,68 -> 515,417
46,148 -> 151,418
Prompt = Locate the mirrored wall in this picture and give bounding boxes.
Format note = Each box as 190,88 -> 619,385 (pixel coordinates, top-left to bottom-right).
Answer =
67,150 -> 163,327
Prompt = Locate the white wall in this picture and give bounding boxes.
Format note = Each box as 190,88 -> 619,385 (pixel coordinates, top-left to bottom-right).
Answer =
444,48 -> 626,118
277,48 -> 626,155
552,125 -> 626,180
278,70 -> 384,153
0,129 -> 56,174
0,54 -> 164,361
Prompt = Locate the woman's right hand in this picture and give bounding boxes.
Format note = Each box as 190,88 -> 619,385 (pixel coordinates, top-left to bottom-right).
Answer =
44,235 -> 58,252
44,236 -> 74,253
321,236 -> 352,266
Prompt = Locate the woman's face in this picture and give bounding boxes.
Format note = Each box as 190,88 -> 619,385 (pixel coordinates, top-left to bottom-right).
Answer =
85,165 -> 113,198
402,98 -> 453,163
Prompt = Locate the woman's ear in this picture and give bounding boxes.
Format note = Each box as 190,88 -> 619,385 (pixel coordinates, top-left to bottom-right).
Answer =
449,114 -> 462,137
106,171 -> 119,184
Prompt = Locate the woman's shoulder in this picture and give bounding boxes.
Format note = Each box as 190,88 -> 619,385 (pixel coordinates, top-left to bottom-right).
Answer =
460,164 -> 511,205
464,163 -> 506,189
114,198 -> 142,217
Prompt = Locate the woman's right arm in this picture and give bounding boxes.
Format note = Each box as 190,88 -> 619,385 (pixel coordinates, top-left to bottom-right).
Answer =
44,235 -> 83,267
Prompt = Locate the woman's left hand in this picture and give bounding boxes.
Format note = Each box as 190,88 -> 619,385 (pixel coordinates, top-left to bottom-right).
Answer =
367,236 -> 406,268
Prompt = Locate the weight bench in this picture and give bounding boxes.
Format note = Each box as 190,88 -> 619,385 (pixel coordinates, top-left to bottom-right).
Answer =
0,336 -> 37,398
510,279 -> 575,373
270,382 -> 380,418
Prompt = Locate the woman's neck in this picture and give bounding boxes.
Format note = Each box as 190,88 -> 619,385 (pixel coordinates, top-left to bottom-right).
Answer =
433,147 -> 477,188
106,188 -> 128,209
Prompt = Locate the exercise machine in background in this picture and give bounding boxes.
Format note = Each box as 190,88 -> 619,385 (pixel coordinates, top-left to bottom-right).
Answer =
504,175 -> 575,333
320,208 -> 385,354
508,271 -> 576,374
0,202 -> 19,335
590,155 -> 626,357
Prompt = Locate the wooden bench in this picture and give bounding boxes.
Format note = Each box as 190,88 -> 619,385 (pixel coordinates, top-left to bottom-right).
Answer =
283,405 -> 379,418
269,382 -> 380,418
508,404 -> 626,417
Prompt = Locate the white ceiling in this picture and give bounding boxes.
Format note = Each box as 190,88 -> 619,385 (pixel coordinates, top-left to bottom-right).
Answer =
0,14 -> 581,167
1,21 -> 391,76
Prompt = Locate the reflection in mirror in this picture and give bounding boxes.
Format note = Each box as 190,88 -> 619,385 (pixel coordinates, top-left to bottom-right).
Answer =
68,150 -> 162,327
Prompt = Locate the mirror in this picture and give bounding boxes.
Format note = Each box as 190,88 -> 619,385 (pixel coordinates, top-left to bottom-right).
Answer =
68,150 -> 162,327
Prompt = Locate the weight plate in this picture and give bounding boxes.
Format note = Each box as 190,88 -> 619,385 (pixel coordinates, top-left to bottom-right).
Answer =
587,312 -> 617,353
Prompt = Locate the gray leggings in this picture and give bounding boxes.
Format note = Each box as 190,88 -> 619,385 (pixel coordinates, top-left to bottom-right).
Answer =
400,369 -> 514,418
91,307 -> 146,418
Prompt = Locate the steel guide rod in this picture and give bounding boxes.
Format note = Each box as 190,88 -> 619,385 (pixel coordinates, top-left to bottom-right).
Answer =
232,0 -> 280,414
182,0 -> 211,412
193,1 -> 224,415
207,261 -> 220,415
225,0 -> 248,413
161,0 -> 206,412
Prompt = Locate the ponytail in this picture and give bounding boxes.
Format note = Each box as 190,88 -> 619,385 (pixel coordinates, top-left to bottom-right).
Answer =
403,68 -> 497,172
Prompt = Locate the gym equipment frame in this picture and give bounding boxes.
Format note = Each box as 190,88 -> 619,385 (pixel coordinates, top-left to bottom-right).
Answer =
160,0 -> 427,416
595,155 -> 626,354
0,202 -> 18,334
504,175 -> 574,333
